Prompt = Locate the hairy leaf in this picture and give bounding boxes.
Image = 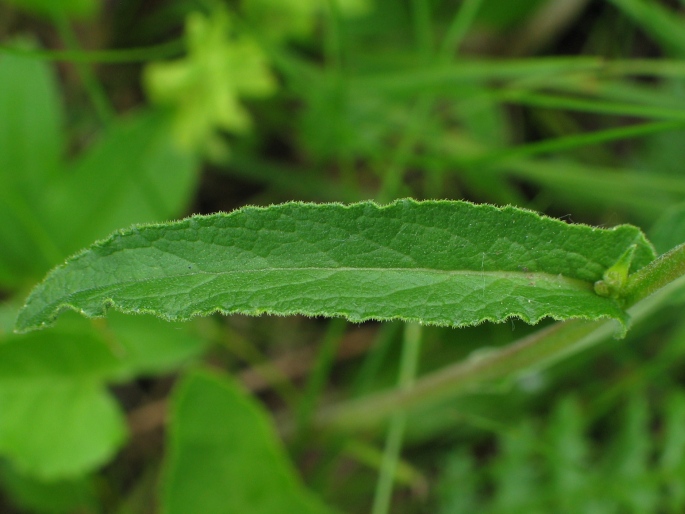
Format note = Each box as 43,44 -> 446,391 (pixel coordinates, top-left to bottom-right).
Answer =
16,200 -> 656,333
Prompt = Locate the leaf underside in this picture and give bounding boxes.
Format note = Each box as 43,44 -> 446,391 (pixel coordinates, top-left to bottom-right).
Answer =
15,200 -> 656,333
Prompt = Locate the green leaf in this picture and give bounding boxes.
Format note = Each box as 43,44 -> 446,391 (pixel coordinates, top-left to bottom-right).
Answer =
161,369 -> 335,514
0,49 -> 65,284
0,463 -> 97,514
0,328 -> 127,478
15,200 -> 656,334
650,202 -> 685,254
0,50 -> 62,195
0,309 -> 207,479
104,312 -> 212,380
0,51 -> 198,289
609,0 -> 685,58
44,110 -> 199,257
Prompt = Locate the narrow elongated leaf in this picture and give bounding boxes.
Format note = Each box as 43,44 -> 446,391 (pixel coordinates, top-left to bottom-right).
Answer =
16,200 -> 656,333
0,50 -> 65,284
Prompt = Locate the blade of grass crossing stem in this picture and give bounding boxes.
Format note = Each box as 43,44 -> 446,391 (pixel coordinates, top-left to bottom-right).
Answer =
0,39 -> 184,63
497,91 -> 685,121
333,321 -> 599,434
469,120 -> 685,166
295,318 -> 347,443
371,323 -> 422,514
53,13 -> 114,124
609,0 -> 685,58
352,322 -> 403,398
439,0 -> 486,59
213,321 -> 301,408
378,0 -> 484,202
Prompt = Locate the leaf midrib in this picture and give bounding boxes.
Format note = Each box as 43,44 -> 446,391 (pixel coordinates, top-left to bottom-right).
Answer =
67,266 -> 595,296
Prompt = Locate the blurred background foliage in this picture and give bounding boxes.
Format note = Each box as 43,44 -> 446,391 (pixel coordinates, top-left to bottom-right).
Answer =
2,0 -> 685,512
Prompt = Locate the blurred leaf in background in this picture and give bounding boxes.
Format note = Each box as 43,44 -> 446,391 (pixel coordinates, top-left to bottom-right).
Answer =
0,50 -> 199,289
162,370 -> 335,514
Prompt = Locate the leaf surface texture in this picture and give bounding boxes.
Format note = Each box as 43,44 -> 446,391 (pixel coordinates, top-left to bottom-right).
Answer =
16,200 -> 656,332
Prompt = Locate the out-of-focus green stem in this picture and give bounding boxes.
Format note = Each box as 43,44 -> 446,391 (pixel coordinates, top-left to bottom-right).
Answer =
318,320 -> 597,432
371,323 -> 422,514
0,39 -> 184,62
53,14 -> 115,124
295,318 -> 346,438
316,274 -> 685,433
469,120 -> 685,166
324,0 -> 343,71
439,0 -> 485,58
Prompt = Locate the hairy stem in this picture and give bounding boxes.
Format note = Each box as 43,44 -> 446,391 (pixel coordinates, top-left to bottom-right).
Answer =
624,242 -> 685,306
317,273 -> 685,432
318,320 -> 597,432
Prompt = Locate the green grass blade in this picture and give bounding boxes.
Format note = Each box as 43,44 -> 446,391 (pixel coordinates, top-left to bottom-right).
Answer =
609,0 -> 685,58
15,200 -> 656,334
0,39 -> 184,63
351,57 -> 604,94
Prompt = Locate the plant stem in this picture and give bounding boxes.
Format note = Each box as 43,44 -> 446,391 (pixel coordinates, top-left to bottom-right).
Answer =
0,39 -> 184,62
371,323 -> 422,514
439,0 -> 485,58
411,0 -> 433,60
316,274 -> 685,433
625,242 -> 685,306
321,320 -> 597,432
324,0 -> 343,72
469,120 -> 685,166
53,13 -> 115,125
352,322 -> 403,397
295,318 -> 347,438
